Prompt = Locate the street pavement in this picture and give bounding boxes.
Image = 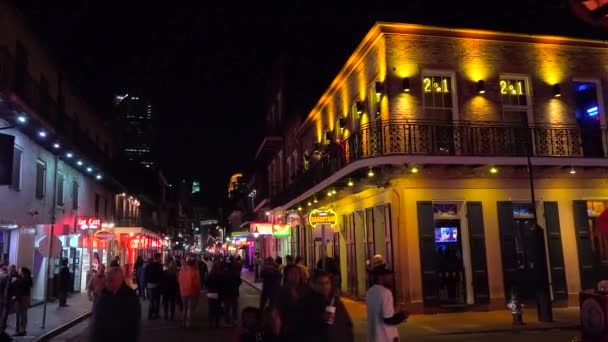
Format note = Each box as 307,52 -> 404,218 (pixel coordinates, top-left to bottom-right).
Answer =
53,283 -> 260,342
53,276 -> 583,341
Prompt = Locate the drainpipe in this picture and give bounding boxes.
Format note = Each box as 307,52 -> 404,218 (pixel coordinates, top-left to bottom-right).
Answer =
41,154 -> 58,328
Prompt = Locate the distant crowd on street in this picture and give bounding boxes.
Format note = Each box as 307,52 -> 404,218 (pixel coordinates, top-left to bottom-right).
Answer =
84,250 -> 406,342
0,265 -> 33,340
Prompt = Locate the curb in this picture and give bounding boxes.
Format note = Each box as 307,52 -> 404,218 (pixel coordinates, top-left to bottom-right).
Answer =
241,277 -> 262,292
432,324 -> 580,336
32,311 -> 92,342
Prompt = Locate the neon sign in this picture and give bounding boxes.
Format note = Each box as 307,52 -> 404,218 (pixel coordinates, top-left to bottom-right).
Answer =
308,209 -> 338,228
77,217 -> 102,230
250,223 -> 273,235
272,224 -> 290,237
93,230 -> 114,241
423,76 -> 450,93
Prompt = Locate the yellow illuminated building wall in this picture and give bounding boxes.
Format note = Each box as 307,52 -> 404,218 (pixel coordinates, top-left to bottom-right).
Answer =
291,22 -> 608,311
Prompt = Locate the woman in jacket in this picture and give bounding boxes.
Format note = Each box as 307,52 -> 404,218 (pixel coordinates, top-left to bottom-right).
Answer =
162,261 -> 180,320
14,267 -> 33,337
178,258 -> 201,328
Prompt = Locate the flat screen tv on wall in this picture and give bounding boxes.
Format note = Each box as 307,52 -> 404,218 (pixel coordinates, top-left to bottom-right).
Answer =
435,227 -> 458,243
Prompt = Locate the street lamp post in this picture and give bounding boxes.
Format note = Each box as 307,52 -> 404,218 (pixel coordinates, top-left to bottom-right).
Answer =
526,137 -> 553,322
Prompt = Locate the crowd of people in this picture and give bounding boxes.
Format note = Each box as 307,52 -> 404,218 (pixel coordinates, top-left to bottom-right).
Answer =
86,251 -> 406,342
0,265 -> 33,339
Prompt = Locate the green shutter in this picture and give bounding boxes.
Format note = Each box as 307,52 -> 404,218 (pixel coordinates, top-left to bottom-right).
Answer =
543,202 -> 567,300
467,202 -> 490,304
417,201 -> 438,305
573,200 -> 595,290
497,201 -> 516,300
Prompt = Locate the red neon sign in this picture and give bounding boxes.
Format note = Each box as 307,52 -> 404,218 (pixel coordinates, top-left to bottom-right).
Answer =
77,217 -> 102,230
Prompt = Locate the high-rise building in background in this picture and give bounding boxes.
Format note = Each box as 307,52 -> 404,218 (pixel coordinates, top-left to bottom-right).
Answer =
114,93 -> 156,168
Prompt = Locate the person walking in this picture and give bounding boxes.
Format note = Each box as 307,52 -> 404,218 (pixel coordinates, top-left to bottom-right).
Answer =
259,257 -> 281,309
294,256 -> 310,284
312,271 -> 354,342
134,256 -> 147,300
275,257 -> 284,275
207,262 -> 222,328
13,267 -> 32,337
366,268 -> 407,342
276,265 -> 318,342
57,258 -> 71,307
162,261 -> 179,320
87,264 -> 106,302
89,267 -> 140,342
0,266 -> 10,336
178,258 -> 201,328
145,253 -> 163,319
222,261 -> 242,326
110,256 -> 120,267
253,253 -> 262,282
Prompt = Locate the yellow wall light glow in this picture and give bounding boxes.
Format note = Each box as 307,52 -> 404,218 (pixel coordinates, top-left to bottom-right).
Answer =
533,44 -> 566,84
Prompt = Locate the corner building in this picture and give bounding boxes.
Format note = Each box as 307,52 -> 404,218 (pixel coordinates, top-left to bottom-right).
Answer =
267,22 -> 608,312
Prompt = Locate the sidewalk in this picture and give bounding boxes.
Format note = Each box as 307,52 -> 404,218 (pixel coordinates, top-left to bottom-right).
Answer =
240,270 -> 579,339
7,293 -> 92,341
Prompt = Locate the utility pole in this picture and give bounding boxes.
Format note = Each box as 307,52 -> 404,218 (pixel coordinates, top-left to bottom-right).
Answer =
526,137 -> 553,322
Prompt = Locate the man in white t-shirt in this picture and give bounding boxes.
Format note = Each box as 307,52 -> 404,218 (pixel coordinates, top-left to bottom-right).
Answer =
366,268 -> 407,342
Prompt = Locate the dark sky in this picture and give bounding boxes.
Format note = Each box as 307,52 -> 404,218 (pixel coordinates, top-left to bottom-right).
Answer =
9,0 -> 606,206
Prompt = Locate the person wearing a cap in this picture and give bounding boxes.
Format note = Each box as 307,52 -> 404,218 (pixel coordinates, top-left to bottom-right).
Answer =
366,268 -> 407,342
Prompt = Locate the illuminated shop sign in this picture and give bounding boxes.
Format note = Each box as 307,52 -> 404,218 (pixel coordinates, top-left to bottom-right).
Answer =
308,209 -> 338,228
130,237 -> 161,249
250,223 -> 273,235
93,230 -> 114,241
77,217 -> 102,230
272,224 -> 290,237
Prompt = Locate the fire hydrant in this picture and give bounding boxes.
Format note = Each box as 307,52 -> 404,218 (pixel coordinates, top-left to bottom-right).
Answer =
507,291 -> 525,325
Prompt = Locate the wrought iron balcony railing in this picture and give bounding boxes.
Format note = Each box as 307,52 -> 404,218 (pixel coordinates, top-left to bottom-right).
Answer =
271,120 -> 594,207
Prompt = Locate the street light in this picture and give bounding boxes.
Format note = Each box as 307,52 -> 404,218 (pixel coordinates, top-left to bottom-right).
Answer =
252,227 -> 260,239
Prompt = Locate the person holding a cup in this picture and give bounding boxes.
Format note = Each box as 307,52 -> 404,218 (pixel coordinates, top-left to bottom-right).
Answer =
312,271 -> 354,342
366,268 -> 407,342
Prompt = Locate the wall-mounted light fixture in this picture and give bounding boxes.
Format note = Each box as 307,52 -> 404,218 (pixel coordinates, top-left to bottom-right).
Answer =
569,166 -> 576,175
356,101 -> 364,115
339,117 -> 346,128
402,77 -> 410,92
314,142 -> 321,152
375,81 -> 384,97
347,179 -> 354,187
368,167 -> 375,177
325,131 -> 332,142
552,84 -> 561,98
476,80 -> 485,94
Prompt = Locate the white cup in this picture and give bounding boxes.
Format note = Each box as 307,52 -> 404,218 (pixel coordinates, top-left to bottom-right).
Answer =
325,306 -> 336,325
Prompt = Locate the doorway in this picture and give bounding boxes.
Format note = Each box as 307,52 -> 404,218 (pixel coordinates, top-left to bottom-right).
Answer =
574,200 -> 608,290
435,219 -> 466,305
573,81 -> 603,157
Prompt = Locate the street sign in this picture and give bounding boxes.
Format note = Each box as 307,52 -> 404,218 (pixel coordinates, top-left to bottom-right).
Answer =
308,209 -> 338,228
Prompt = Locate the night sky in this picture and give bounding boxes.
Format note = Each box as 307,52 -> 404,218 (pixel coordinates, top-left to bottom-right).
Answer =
9,0 -> 606,207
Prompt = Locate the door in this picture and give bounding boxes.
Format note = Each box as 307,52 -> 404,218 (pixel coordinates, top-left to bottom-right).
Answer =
344,214 -> 358,296
466,202 -> 490,304
544,202 -> 568,300
497,201 -> 519,300
574,200 -> 595,290
354,210 -> 366,296
365,208 -> 375,289
417,201 -> 439,305
573,82 -> 603,157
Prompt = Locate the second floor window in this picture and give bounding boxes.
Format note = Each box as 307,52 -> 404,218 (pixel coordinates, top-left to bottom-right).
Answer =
57,171 -> 65,207
95,194 -> 100,217
35,159 -> 46,199
422,73 -> 454,121
72,180 -> 79,210
10,146 -> 22,191
500,76 -> 530,124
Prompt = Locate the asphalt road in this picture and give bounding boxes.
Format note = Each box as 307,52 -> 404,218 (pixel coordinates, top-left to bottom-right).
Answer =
54,283 -> 581,342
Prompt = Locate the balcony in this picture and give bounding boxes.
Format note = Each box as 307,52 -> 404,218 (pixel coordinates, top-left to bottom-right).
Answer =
271,120 -> 601,207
